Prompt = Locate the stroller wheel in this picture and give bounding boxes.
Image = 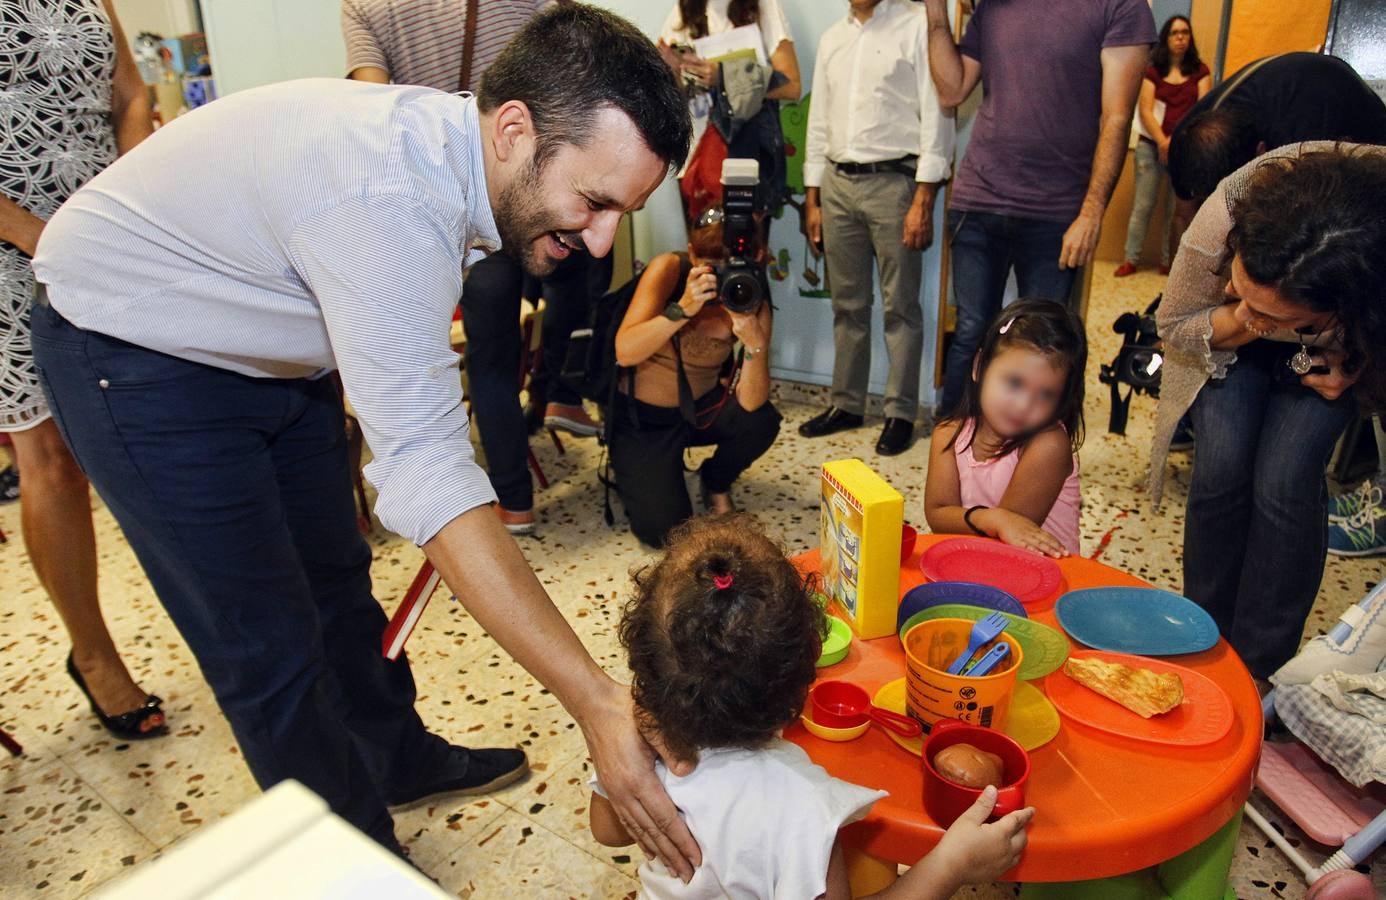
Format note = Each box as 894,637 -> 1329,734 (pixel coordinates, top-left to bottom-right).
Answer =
1307,869 -> 1375,900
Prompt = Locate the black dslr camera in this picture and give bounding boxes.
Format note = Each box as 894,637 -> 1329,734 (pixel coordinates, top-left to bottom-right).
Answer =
716,158 -> 763,314
1098,295 -> 1163,435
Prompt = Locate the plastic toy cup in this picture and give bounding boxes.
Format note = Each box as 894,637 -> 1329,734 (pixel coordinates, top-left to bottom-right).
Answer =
922,719 -> 1031,826
899,524 -> 919,564
809,680 -> 922,737
903,618 -> 1023,730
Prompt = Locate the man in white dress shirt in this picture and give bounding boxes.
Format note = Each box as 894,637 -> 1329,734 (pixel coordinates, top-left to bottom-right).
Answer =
29,5 -> 702,877
798,0 -> 955,456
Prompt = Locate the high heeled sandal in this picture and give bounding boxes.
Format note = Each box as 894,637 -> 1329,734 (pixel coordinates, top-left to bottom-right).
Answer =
66,653 -> 168,740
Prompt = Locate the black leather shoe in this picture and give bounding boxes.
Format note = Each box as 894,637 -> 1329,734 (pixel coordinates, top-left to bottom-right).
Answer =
798,406 -> 865,438
875,417 -> 915,456
387,745 -> 529,810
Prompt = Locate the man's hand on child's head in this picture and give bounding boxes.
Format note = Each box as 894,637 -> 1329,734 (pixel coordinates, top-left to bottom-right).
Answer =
937,785 -> 1035,883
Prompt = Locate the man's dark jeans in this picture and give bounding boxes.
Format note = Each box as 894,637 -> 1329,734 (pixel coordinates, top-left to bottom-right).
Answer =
940,209 -> 1077,416
31,301 -> 438,851
1184,340 -> 1355,679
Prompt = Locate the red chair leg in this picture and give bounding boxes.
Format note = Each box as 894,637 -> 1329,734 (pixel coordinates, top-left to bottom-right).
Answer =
0,726 -> 22,757
0,525 -> 7,544
527,447 -> 549,490
382,562 -> 442,660
547,427 -> 565,456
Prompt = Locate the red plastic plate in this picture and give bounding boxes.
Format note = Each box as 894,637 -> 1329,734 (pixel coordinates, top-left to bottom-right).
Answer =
1044,651 -> 1234,747
919,538 -> 1064,607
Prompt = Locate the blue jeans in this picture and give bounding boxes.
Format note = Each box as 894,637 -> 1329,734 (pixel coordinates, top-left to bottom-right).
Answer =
940,210 -> 1077,416
1122,139 -> 1173,267
30,301 -> 444,851
1184,341 -> 1355,679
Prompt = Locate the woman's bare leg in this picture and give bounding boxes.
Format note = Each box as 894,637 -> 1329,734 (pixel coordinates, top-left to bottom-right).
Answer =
8,419 -> 149,715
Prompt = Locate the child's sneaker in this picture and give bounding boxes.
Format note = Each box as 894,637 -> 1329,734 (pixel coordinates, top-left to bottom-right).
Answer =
1329,477 -> 1380,522
1327,498 -> 1386,557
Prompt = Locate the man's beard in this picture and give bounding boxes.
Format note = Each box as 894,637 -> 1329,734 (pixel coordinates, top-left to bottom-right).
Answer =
494,157 -> 585,277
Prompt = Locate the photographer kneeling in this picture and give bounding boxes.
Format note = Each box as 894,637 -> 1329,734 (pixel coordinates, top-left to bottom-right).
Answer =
611,211 -> 781,547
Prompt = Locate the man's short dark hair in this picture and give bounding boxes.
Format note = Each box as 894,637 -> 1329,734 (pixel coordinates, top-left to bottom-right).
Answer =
478,4 -> 691,175
1168,108 -> 1260,202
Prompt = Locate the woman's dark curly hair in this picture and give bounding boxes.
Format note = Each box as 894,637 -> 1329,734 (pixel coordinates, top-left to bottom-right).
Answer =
619,514 -> 825,761
1227,148 -> 1386,410
677,0 -> 760,40
942,297 -> 1087,458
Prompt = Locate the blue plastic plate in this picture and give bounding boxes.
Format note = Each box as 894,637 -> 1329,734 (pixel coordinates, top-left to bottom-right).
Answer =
1055,587 -> 1220,656
896,581 -> 1027,634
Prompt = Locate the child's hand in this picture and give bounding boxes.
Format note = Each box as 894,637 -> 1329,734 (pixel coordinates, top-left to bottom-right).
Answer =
934,785 -> 1035,883
986,508 -> 1069,558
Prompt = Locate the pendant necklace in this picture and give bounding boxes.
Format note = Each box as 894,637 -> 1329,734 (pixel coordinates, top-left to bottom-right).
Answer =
1290,327 -> 1323,375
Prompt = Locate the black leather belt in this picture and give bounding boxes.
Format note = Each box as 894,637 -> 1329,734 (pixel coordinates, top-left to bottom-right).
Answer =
834,156 -> 918,176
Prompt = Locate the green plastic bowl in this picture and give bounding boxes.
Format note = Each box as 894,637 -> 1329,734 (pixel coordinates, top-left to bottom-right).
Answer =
817,615 -> 852,667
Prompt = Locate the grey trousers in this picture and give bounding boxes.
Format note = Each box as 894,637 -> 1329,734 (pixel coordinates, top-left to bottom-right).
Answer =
821,165 -> 924,421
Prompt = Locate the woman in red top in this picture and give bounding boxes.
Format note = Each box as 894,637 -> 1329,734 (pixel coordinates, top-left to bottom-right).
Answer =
1116,15 -> 1211,277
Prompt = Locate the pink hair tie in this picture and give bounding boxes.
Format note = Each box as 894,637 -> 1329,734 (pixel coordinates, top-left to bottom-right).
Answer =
713,573 -> 734,590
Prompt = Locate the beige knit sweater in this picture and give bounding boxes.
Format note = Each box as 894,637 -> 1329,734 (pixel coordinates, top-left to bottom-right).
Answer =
1148,141 -> 1378,507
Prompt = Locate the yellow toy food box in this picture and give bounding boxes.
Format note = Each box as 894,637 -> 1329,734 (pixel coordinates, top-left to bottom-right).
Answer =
820,459 -> 903,640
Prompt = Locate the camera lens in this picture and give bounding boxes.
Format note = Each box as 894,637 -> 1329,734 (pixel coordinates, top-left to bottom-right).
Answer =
720,271 -> 761,313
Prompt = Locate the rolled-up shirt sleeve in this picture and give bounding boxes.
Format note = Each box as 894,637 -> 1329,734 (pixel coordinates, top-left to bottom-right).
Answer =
913,17 -> 954,183
289,194 -> 496,545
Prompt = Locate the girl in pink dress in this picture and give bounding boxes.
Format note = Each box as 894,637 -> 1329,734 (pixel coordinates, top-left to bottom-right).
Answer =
925,299 -> 1087,557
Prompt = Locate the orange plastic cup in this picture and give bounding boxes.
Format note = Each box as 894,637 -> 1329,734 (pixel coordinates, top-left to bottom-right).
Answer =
903,618 -> 1023,730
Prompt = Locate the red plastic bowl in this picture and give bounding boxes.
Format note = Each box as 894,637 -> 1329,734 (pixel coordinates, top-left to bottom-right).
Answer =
922,719 -> 1030,826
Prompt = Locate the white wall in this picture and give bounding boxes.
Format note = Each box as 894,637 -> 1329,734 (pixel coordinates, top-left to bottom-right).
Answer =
199,0 -> 346,94
193,0 -> 964,407
112,0 -> 201,38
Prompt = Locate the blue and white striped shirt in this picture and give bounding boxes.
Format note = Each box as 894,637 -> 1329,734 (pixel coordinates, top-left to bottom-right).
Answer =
33,78 -> 501,545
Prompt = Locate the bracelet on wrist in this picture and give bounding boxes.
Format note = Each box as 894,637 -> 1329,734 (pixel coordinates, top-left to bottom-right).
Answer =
963,505 -> 989,537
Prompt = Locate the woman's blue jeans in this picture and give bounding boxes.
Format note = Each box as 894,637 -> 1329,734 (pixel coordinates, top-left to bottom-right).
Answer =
1183,340 -> 1354,678
1122,138 -> 1173,267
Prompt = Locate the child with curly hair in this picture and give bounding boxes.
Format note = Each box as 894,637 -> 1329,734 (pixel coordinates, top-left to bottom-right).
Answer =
589,514 -> 1034,898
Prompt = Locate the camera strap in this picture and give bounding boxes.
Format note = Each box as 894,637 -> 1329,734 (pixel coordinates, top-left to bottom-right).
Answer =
672,335 -> 745,431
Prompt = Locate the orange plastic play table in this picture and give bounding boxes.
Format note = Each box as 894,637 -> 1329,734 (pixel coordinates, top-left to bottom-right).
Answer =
787,533 -> 1262,885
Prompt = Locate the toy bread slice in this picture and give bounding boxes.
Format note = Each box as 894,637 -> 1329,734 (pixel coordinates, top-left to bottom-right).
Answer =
1063,657 -> 1184,718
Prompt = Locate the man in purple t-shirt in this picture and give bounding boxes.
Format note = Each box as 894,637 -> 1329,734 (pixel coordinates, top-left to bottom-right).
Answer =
924,0 -> 1154,415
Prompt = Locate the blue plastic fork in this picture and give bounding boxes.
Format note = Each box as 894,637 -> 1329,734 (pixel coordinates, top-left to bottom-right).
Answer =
962,642 -> 1011,677
946,612 -> 1010,675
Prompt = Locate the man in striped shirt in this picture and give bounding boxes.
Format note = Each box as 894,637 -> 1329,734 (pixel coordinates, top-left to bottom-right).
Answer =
342,0 -> 551,90
343,0 -> 605,535
31,5 -> 700,877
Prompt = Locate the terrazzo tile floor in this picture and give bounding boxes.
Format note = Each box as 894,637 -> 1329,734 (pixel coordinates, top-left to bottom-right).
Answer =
2,267 -> 1385,898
